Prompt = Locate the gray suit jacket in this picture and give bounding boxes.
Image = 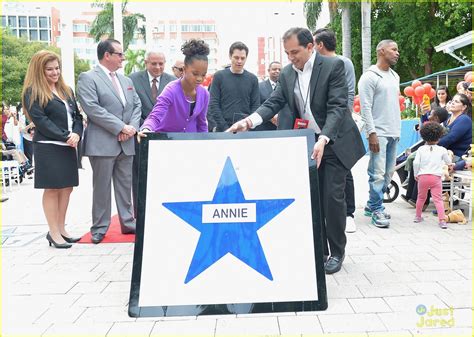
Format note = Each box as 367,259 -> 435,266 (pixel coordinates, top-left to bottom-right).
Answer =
129,70 -> 176,125
77,66 -> 141,157
256,53 -> 365,170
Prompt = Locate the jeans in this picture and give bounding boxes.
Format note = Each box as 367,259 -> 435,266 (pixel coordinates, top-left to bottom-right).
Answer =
367,136 -> 399,213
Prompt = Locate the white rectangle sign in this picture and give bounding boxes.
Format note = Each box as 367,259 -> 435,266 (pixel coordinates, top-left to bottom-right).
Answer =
202,203 -> 256,223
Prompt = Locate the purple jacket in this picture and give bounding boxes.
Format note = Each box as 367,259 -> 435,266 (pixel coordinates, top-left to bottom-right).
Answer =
141,79 -> 209,133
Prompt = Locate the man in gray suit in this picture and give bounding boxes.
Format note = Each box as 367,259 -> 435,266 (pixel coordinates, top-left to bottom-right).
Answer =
129,51 -> 176,212
77,39 -> 141,244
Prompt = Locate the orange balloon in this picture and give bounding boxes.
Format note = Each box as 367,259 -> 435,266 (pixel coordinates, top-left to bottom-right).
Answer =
353,104 -> 361,113
414,86 -> 425,97
412,80 -> 422,88
404,86 -> 415,97
399,96 -> 405,104
400,104 -> 406,111
354,96 -> 360,106
423,83 -> 432,95
464,71 -> 473,83
413,96 -> 423,105
428,88 -> 436,99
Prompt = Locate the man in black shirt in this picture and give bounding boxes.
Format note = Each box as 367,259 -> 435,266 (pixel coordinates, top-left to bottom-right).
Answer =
208,42 -> 260,132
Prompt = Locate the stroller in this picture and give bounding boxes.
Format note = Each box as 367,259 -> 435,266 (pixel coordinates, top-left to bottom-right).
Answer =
383,140 -> 425,203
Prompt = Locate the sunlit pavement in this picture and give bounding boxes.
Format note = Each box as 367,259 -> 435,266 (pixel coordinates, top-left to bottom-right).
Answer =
2,157 -> 472,336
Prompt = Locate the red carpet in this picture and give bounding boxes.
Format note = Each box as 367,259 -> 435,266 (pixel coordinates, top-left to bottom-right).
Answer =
78,215 -> 136,244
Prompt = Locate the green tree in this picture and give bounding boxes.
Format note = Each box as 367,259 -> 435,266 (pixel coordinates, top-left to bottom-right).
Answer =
1,28 -> 90,105
329,1 -> 472,83
89,0 -> 145,51
124,49 -> 145,75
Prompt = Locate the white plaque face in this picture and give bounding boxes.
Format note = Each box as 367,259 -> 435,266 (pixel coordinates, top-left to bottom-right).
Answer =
137,136 -> 318,307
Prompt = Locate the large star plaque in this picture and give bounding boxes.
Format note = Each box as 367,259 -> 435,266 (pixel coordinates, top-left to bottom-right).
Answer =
163,157 -> 295,284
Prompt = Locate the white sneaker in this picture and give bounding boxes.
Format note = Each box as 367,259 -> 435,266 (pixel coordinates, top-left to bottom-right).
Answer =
345,216 -> 357,233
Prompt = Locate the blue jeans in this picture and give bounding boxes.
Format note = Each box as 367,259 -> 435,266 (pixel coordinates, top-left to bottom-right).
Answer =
367,136 -> 399,212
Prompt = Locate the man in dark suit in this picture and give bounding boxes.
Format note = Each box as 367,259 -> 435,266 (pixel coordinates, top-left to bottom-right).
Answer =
77,39 -> 141,244
256,61 -> 281,131
129,51 -> 176,213
228,28 -> 365,274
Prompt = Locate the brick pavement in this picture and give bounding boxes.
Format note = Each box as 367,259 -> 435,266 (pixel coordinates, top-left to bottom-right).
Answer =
1,160 -> 472,336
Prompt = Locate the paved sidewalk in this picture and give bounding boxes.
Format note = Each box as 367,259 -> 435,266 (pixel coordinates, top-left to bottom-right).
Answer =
1,160 -> 472,336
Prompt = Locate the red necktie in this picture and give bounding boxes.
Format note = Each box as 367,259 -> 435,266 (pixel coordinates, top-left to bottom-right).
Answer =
151,78 -> 158,101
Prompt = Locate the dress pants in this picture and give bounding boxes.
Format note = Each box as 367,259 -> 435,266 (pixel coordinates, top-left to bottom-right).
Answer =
313,145 -> 349,258
89,152 -> 135,235
345,171 -> 355,217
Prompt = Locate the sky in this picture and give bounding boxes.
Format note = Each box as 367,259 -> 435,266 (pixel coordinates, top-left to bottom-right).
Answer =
8,1 -> 330,73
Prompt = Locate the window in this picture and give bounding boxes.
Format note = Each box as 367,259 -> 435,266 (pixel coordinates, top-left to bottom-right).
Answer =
39,30 -> 49,41
39,16 -> 48,28
1,16 -> 7,27
11,29 -> 18,36
29,17 -> 38,28
29,30 -> 38,41
204,24 -> 215,32
19,29 -> 28,38
73,24 -> 89,33
8,16 -> 17,27
18,16 -> 27,28
181,24 -> 189,32
169,24 -> 177,32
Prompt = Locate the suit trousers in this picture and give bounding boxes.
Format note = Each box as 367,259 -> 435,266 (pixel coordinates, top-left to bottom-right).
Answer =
89,153 -> 135,235
345,171 -> 355,217
315,145 -> 349,258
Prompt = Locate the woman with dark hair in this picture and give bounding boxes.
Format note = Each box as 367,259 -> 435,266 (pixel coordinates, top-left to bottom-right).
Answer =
22,50 -> 83,249
139,39 -> 210,135
402,93 -> 472,205
432,85 -> 452,110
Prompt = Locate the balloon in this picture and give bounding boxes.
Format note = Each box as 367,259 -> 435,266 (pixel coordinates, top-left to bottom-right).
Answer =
464,71 -> 472,83
353,104 -> 361,113
423,83 -> 432,95
413,96 -> 423,105
412,80 -> 422,88
399,95 -> 405,104
414,86 -> 425,97
354,96 -> 360,106
428,88 -> 436,99
400,104 -> 406,111
404,86 -> 415,97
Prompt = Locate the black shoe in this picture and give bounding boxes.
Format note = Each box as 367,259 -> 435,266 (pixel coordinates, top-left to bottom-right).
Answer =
325,255 -> 345,274
121,226 -> 136,234
91,233 -> 105,244
61,234 -> 82,243
46,233 -> 72,249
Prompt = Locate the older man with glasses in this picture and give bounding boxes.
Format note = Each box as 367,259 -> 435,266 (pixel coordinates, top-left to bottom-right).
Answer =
172,60 -> 185,78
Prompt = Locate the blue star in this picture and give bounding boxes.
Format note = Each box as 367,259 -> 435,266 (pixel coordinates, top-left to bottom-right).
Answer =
163,157 -> 295,284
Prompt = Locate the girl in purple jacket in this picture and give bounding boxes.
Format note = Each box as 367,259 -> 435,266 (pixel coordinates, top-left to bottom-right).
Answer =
139,39 -> 210,135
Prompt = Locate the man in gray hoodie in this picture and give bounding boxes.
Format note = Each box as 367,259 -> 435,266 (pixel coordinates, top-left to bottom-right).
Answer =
358,40 -> 401,228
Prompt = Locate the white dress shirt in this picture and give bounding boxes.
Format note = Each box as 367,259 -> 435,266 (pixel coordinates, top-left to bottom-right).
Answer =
98,64 -> 126,105
147,71 -> 161,89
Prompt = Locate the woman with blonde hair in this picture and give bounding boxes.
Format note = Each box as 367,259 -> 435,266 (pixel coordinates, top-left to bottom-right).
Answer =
22,50 -> 83,249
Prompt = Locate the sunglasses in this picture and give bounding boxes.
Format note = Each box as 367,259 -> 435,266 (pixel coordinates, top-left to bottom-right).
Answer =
109,51 -> 124,58
173,66 -> 184,71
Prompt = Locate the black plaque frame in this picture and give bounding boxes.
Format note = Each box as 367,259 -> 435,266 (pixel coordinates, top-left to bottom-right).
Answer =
128,130 -> 327,317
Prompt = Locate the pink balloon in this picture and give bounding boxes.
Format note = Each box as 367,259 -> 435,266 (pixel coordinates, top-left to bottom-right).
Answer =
404,86 -> 415,97
400,104 -> 406,111
423,83 -> 432,95
428,88 -> 436,99
464,71 -> 472,83
399,96 -> 405,104
412,80 -> 422,88
353,104 -> 361,113
414,86 -> 425,97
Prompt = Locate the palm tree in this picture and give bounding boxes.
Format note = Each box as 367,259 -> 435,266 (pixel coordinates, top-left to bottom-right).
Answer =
361,0 -> 371,72
304,0 -> 352,59
124,49 -> 145,75
89,0 -> 145,51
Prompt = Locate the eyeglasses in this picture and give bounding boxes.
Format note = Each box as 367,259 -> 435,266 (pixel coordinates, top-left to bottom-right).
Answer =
173,66 -> 184,71
109,51 -> 124,58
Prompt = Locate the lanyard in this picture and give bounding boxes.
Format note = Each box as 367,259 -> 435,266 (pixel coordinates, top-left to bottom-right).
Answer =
295,75 -> 311,116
